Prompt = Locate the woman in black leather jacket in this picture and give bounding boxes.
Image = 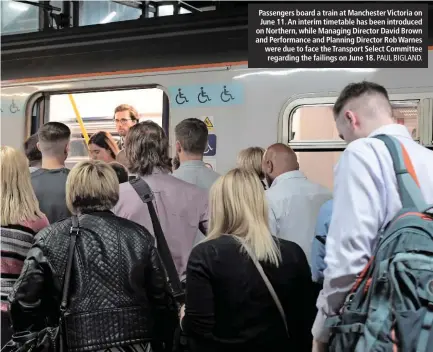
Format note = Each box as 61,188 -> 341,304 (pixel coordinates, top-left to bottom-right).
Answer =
8,160 -> 177,352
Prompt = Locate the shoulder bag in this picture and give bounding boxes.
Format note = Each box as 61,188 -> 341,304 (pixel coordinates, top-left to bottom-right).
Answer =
2,216 -> 80,352
129,177 -> 187,352
240,240 -> 289,337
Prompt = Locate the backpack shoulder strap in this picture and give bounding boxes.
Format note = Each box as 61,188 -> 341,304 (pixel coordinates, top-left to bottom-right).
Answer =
374,134 -> 426,211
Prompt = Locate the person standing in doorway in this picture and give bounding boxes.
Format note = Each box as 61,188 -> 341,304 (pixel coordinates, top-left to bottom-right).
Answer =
113,104 -> 139,150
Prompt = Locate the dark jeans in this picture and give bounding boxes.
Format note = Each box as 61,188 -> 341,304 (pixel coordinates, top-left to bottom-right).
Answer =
1,310 -> 12,348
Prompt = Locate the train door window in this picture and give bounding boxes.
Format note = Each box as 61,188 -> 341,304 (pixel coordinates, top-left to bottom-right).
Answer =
287,99 -> 421,191
47,88 -> 164,168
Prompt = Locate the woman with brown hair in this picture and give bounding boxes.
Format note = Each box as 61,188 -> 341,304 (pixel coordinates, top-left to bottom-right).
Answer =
88,131 -> 119,163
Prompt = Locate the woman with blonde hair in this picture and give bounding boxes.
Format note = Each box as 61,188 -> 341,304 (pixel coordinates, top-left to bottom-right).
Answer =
9,160 -> 176,352
181,168 -> 315,352
1,146 -> 49,346
237,146 -> 267,189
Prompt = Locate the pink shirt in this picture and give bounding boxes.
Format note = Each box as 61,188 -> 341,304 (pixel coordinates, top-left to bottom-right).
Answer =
1,214 -> 49,311
113,169 -> 208,278
21,215 -> 50,233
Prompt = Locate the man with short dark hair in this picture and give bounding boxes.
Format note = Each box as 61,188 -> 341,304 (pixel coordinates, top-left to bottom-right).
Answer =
23,133 -> 42,172
312,81 -> 433,351
31,122 -> 72,223
113,104 -> 139,149
113,121 -> 209,279
172,118 -> 220,190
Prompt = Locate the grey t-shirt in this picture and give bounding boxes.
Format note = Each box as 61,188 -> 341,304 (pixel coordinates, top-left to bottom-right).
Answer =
31,168 -> 71,224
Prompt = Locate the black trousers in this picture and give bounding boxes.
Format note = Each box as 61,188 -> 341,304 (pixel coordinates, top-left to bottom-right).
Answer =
1,310 -> 12,348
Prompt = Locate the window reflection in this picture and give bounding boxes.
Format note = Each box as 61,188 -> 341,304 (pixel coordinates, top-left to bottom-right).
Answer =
1,0 -> 39,35
80,1 -> 140,26
159,5 -> 173,16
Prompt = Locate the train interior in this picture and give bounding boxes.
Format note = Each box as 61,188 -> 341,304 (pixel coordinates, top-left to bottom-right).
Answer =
37,88 -> 165,169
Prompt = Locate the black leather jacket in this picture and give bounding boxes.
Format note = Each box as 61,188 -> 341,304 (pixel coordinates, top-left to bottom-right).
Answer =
9,211 -> 177,352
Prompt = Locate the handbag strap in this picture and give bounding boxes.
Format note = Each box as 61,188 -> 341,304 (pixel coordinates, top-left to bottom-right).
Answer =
60,215 -> 80,312
129,177 -> 185,304
241,241 -> 289,337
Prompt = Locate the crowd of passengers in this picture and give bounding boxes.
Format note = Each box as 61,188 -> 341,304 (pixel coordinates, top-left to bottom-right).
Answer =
1,81 -> 433,352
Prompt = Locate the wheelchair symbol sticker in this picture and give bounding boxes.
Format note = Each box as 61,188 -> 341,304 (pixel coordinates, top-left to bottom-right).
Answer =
10,99 -> 20,114
220,85 -> 235,102
169,83 -> 243,108
197,87 -> 212,104
175,88 -> 189,105
204,134 -> 217,156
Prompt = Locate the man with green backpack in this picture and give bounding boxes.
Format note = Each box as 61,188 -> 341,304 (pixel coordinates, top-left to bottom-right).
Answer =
312,81 -> 433,352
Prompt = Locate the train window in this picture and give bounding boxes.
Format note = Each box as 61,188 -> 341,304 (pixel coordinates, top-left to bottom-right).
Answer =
80,1 -> 141,26
1,0 -> 39,35
290,105 -> 339,142
48,88 -> 164,168
290,101 -> 420,142
289,99 -> 420,191
392,102 -> 419,141
296,151 -> 342,191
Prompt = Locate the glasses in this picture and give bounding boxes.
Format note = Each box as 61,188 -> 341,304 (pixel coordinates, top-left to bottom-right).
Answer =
114,118 -> 133,125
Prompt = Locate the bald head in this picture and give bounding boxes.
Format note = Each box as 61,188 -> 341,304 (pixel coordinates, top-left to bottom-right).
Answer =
262,143 -> 298,186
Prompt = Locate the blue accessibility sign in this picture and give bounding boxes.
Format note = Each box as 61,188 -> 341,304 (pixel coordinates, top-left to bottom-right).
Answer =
168,83 -> 244,108
204,134 -> 217,156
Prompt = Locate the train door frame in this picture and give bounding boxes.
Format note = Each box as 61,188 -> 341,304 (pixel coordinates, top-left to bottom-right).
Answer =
24,84 -> 169,140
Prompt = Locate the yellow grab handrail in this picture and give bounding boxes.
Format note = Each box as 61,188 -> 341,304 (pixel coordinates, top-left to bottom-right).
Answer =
68,94 -> 90,145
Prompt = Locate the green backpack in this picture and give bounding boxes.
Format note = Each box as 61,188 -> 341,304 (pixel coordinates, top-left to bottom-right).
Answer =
326,134 -> 433,352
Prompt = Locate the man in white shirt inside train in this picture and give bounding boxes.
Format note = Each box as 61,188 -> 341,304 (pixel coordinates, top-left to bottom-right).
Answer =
312,81 -> 433,351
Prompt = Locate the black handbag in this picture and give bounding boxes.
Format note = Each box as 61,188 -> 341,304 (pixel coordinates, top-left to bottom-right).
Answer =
2,216 -> 80,352
129,177 -> 189,352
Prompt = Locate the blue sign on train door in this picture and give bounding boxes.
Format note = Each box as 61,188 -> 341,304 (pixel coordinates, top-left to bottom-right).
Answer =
204,134 -> 216,156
